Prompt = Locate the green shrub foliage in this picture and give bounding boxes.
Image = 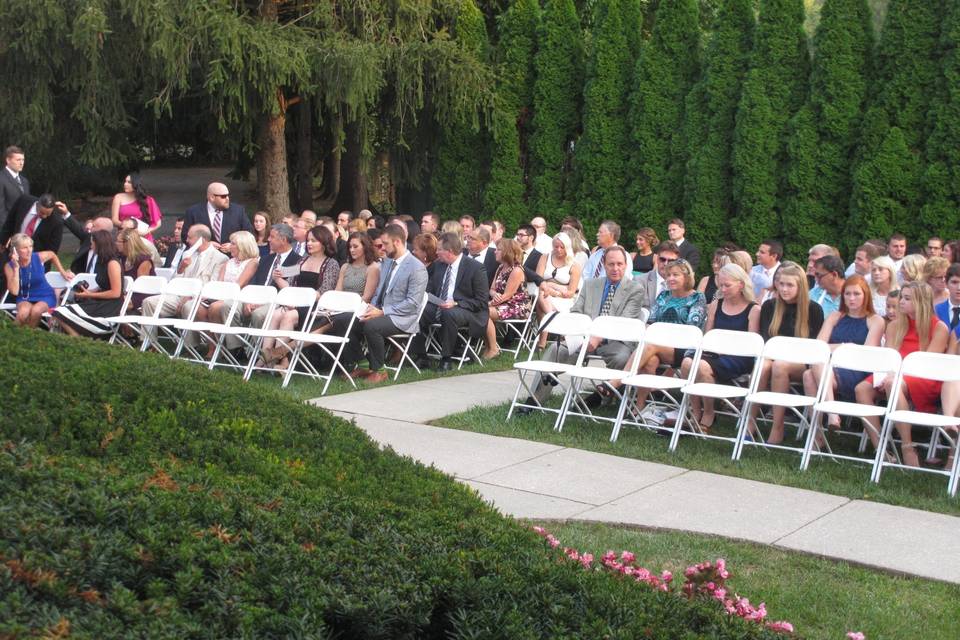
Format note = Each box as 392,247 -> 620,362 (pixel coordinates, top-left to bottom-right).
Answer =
783,0 -> 873,257
0,325 -> 783,638
529,0 -> 584,218
683,0 -> 755,255
629,0 -> 701,234
731,0 -> 810,253
432,0 -> 491,218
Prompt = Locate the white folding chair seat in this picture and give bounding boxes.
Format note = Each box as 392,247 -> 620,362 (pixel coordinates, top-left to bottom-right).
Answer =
871,352 -> 960,495
733,336 -> 832,461
610,323 -> 704,442
242,286 -> 318,379
204,285 -> 278,371
102,275 -> 169,346
168,280 -> 244,361
507,312 -> 594,419
122,277 -> 204,355
384,292 -> 429,380
155,267 -> 176,281
554,315 -> 646,433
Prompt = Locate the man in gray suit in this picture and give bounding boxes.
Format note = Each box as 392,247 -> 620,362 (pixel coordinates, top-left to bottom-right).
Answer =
347,223 -> 428,383
638,241 -> 680,313
517,245 -> 645,412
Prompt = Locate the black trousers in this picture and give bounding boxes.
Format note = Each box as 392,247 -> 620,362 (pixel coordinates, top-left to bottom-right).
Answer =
412,304 -> 479,358
341,314 -> 401,371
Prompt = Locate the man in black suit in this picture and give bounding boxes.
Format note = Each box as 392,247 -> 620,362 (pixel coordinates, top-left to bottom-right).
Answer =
181,182 -> 252,252
411,232 -> 490,370
0,193 -> 64,255
162,217 -> 187,269
465,225 -> 498,285
667,218 -> 700,274
0,146 -> 28,230
59,208 -> 114,273
515,223 -> 543,286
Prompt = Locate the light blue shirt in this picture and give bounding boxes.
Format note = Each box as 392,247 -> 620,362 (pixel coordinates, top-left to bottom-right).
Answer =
810,285 -> 840,316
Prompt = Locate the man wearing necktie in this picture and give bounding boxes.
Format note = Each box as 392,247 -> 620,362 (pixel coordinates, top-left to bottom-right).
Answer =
0,146 -> 29,233
582,220 -> 621,280
0,193 -> 64,257
935,264 -> 960,340
181,182 -> 253,255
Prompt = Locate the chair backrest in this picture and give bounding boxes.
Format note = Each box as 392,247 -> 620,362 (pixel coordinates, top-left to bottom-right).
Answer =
164,277 -> 204,299
538,311 -> 593,337
829,344 -> 901,375
275,286 -> 317,309
587,315 -> 646,343
412,291 -> 429,325
198,280 -> 242,303
45,271 -> 70,289
317,290 -> 364,314
638,307 -> 650,323
238,284 -> 278,306
129,275 -> 168,297
155,267 -> 176,281
699,329 -> 765,358
641,322 -> 702,351
761,336 -> 831,366
899,351 -> 960,383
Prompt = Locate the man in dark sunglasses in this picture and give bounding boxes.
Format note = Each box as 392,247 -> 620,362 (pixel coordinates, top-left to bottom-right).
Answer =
181,181 -> 253,253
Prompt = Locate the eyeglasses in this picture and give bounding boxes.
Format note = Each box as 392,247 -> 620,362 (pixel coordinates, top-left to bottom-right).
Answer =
515,232 -> 531,238
212,193 -> 230,198
813,271 -> 829,280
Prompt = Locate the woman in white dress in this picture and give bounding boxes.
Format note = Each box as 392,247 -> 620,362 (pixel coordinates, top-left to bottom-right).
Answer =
534,232 -> 583,349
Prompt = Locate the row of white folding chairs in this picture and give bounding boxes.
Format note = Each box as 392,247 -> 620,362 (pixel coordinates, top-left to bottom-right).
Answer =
507,312 -> 960,495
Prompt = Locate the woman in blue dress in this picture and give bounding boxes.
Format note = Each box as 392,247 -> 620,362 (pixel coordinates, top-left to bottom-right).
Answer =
802,274 -> 885,431
3,233 -> 74,328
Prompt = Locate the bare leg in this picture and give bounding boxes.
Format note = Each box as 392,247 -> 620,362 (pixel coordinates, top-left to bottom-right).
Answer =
856,378 -> 883,449
768,361 -> 807,444
27,302 -> 48,328
747,360 -> 774,437
891,386 -> 919,466
483,307 -> 500,357
15,301 -> 32,327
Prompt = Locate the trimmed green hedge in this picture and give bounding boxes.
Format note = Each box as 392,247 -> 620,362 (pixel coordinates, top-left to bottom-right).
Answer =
0,324 -> 780,638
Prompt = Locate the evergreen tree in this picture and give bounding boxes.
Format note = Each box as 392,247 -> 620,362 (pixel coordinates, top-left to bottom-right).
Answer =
484,0 -> 539,230
782,0 -> 872,256
575,0 -> 632,226
847,0 -> 942,247
683,0 -> 755,255
730,0 -> 809,253
529,0 -> 584,219
432,0 -> 491,218
621,0 -> 645,60
629,0 -> 701,234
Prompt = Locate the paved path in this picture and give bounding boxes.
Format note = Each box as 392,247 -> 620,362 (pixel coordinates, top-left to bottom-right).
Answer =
311,370 -> 960,584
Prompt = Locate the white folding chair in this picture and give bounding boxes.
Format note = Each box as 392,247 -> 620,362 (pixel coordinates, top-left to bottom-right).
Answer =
102,275 -> 169,346
554,316 -> 647,433
871,351 -> 960,495
155,267 -> 176,281
668,329 -> 765,452
499,283 -> 541,360
242,286 -> 318,380
169,280 -> 243,362
609,323 -> 704,443
120,277 -> 205,355
384,292 -> 429,380
801,344 -> 902,470
733,337 -> 832,460
507,312 -> 594,419
205,284 -> 278,371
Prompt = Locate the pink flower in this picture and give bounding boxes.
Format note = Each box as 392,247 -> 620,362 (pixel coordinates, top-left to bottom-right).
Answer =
661,570 -> 672,584
712,588 -> 726,601
546,535 -> 559,548
846,633 -> 865,640
532,526 -> 545,535
620,551 -> 636,564
767,621 -> 795,633
580,553 -> 594,568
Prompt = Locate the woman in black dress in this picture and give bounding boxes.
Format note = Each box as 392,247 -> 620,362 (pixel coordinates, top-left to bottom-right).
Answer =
53,230 -> 125,338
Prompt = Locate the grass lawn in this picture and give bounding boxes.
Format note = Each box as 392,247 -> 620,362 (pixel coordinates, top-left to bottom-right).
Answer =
540,521 -> 960,640
433,399 -> 960,516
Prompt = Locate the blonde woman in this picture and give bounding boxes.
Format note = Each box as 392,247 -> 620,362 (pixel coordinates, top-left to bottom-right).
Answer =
751,262 -> 825,444
923,256 -> 950,305
565,227 -> 590,267
855,282 -> 949,466
728,250 -> 753,275
202,230 -> 260,330
534,232 -> 583,348
899,253 -> 926,285
441,220 -> 463,241
116,228 -> 156,310
870,256 -> 897,316
3,233 -> 73,327
483,238 -> 530,359
680,263 -> 760,430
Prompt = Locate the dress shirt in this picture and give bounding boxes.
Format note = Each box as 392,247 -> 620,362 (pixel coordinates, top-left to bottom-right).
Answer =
19,202 -> 39,235
6,166 -> 21,186
443,255 -> 462,301
935,298 -> 960,339
599,279 -> 619,315
471,245 -> 491,263
654,270 -> 665,299
206,202 -> 223,238
534,233 -> 553,256
583,247 -> 607,280
750,262 -> 780,299
810,285 -> 841,316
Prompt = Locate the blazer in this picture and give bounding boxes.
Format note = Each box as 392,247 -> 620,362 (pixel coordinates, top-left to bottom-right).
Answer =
522,248 -> 543,286
252,249 -> 301,286
638,270 -> 660,313
182,201 -> 252,244
677,239 -> 701,273
464,245 -> 498,285
428,256 -> 489,335
181,245 -> 229,284
62,214 -> 93,273
372,252 -> 428,334
162,243 -> 185,269
0,169 -> 28,229
0,195 -> 63,254
571,276 -> 645,321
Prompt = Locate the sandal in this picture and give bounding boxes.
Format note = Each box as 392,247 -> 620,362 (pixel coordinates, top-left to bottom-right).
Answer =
595,383 -> 615,399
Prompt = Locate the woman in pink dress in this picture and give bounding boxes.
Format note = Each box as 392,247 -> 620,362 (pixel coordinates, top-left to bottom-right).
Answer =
111,172 -> 162,241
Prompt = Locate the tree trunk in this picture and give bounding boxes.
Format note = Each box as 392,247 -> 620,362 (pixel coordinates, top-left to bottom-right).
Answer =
257,104 -> 291,222
331,122 -> 368,214
294,98 -> 313,212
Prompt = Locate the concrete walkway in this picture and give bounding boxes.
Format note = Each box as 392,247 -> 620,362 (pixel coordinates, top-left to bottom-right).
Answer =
311,370 -> 960,584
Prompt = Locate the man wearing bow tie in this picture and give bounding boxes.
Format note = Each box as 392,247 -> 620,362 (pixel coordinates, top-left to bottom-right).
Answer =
464,225 -> 498,286
181,182 -> 252,254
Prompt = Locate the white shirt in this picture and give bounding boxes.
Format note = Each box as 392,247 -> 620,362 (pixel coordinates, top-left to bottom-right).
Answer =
6,166 -> 20,181
534,232 -> 553,255
384,251 -> 409,293
654,270 -> 665,298
19,202 -> 39,234
442,255 -> 462,301
750,261 -> 780,299
471,245 -> 491,264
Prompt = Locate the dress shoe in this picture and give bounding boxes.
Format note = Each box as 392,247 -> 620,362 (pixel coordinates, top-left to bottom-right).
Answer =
365,370 -> 389,384
583,392 -> 602,409
413,354 -> 432,370
349,367 -> 373,379
438,358 -> 454,372
514,397 -> 537,416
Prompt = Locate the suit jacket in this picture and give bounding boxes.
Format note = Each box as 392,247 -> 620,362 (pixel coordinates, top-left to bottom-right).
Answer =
0,169 -> 28,229
0,195 -> 63,254
522,248 -> 543,286
677,240 -> 701,273
464,246 -> 498,285
638,270 -> 660,312
182,245 -> 229,284
372,252 -> 428,334
571,276 -> 645,321
427,256 -> 489,335
60,214 -> 93,273
182,202 -> 252,244
252,249 -> 301,286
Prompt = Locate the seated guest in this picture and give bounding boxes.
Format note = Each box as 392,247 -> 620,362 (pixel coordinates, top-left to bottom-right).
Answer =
856,282 -> 949,467
935,263 -> 960,340
441,220 -> 463,241
887,232 -> 907,274
258,225 -> 340,370
411,232 -> 489,371
899,253 -> 926,285
348,217 -> 368,234
870,256 -> 898,317
530,216 -> 553,255
809,254 -> 845,316
944,240 -> 960,265
459,214 -> 476,236
119,218 -> 161,266
465,226 -> 498,285
749,261 -> 825,444
639,241 -> 680,313
802,275 -> 884,432
252,211 -> 271,258
59,210 -> 114,274
565,228 -> 590,267
201,230 -> 260,331
534,232 -> 582,349
342,223 -> 428,384
517,246 -> 644,413
806,244 -> 836,288
412,233 -> 439,278
309,231 -> 381,348
367,228 -> 387,261
926,236 -> 944,258
845,242 -> 881,280
666,218 -> 700,273
630,227 -> 659,276
883,289 -> 900,327
696,246 -> 732,304
728,250 -> 753,275
558,215 -> 584,237
420,211 -> 440,236
116,228 -> 156,311
923,256 -> 950,306
482,238 -> 531,360
680,263 -> 760,430
52,230 -> 124,338
3,233 -> 73,328
161,217 -> 188,268
582,220 -> 621,280
515,223 -> 544,286
750,239 -> 782,301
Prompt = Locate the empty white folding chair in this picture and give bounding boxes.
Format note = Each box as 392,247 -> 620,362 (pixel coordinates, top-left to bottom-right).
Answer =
102,275 -> 169,346
242,286 -> 318,380
609,323 -> 704,443
667,329 -> 764,452
169,280 -> 243,362
801,344 -> 902,470
871,352 -> 960,495
506,312 -> 593,419
384,292 -> 429,380
205,284 -> 278,371
733,336 -> 832,461
554,316 -> 646,433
